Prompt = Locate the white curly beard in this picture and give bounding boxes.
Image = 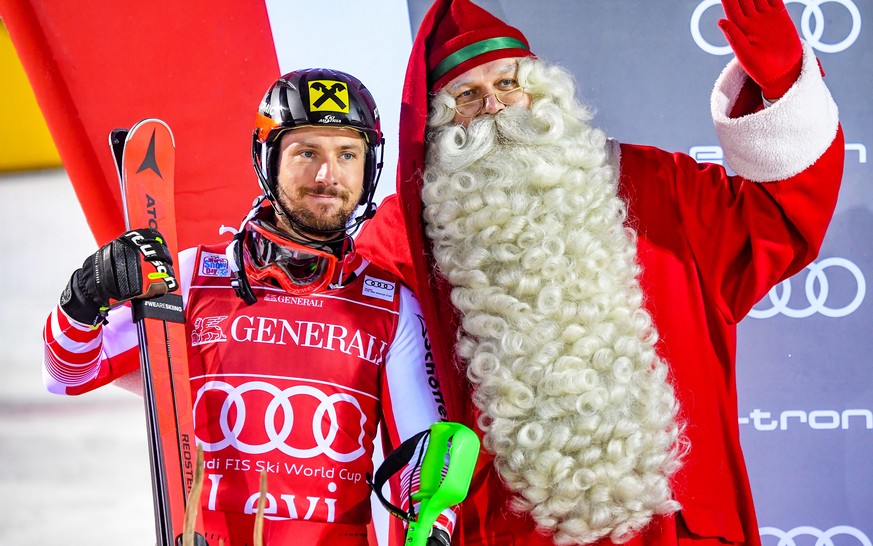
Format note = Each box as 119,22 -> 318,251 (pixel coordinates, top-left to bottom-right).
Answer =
421,71 -> 683,545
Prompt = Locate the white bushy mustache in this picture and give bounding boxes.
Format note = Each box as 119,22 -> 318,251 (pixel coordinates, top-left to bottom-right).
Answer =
428,106 -> 541,173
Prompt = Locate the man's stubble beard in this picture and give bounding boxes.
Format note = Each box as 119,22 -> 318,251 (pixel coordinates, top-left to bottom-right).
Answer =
421,101 -> 683,544
276,185 -> 359,235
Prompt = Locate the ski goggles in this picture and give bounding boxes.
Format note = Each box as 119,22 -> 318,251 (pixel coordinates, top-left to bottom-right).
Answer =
242,218 -> 338,296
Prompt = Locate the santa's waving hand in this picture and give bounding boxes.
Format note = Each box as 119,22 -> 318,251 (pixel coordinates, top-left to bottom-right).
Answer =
718,0 -> 803,101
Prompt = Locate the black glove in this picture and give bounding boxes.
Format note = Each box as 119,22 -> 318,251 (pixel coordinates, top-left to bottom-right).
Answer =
426,528 -> 451,546
60,228 -> 177,327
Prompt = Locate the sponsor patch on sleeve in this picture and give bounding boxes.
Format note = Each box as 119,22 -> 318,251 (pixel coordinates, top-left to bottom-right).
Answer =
199,252 -> 231,277
362,275 -> 396,302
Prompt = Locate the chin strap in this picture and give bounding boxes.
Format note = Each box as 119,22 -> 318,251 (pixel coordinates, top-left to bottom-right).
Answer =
227,196 -> 265,306
230,230 -> 257,306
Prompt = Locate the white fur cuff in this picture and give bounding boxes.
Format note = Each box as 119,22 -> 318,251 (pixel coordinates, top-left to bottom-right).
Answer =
710,41 -> 839,182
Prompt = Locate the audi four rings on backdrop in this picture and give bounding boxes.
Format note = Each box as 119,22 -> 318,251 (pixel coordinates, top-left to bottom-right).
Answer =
692,0 -> 867,322
691,0 -> 861,54
749,257 -> 866,319
760,525 -> 872,546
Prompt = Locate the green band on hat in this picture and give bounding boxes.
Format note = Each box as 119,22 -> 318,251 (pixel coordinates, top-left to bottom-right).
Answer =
429,37 -> 528,85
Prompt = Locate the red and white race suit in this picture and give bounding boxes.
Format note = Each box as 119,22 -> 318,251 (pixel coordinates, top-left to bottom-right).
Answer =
43,240 -> 454,545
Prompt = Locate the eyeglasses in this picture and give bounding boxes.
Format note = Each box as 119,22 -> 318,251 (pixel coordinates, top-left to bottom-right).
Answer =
452,86 -> 526,118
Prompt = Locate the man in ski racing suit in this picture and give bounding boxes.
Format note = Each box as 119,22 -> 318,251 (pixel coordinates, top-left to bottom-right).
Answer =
42,68 -> 455,546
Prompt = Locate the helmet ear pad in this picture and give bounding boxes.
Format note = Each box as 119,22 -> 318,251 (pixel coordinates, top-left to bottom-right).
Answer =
360,137 -> 380,206
263,137 -> 280,201
252,129 -> 277,202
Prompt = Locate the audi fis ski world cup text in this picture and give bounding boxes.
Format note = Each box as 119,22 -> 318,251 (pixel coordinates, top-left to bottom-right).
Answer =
208,458 -> 364,483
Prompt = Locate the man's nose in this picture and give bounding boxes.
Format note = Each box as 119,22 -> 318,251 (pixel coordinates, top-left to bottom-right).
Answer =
481,92 -> 506,115
315,160 -> 337,184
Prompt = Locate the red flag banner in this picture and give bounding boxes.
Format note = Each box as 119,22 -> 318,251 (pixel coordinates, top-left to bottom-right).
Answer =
0,0 -> 279,249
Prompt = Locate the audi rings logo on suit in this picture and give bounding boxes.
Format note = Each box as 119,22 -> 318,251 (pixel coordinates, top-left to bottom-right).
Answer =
193,380 -> 368,463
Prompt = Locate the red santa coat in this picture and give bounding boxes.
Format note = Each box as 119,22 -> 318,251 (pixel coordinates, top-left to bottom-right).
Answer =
355,43 -> 843,546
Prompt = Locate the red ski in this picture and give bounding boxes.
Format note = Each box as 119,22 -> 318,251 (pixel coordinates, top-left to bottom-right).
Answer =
110,119 -> 206,545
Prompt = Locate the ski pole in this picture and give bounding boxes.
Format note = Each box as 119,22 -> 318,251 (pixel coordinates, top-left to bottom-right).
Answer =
405,422 -> 478,546
367,421 -> 479,546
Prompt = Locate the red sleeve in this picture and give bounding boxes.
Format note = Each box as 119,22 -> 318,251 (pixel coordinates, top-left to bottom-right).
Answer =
619,125 -> 844,323
42,246 -> 199,395
631,40 -> 845,322
42,304 -> 140,395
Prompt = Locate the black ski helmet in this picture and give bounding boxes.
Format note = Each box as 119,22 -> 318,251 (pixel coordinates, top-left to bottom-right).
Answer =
251,68 -> 384,226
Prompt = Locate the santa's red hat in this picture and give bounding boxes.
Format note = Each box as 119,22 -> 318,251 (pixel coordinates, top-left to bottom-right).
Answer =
424,0 -> 533,92
396,0 -> 533,188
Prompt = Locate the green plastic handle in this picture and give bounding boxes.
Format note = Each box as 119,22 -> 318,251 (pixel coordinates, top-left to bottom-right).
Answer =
406,422 -> 480,546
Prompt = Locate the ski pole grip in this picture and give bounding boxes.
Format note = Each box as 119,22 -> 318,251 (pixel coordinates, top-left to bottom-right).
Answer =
406,422 -> 479,546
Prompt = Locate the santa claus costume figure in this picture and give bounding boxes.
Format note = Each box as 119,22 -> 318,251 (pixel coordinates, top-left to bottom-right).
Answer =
356,1 -> 844,545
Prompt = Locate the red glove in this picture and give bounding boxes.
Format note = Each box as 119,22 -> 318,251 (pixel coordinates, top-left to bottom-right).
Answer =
717,0 -> 803,100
